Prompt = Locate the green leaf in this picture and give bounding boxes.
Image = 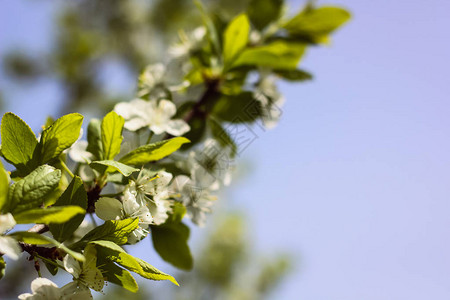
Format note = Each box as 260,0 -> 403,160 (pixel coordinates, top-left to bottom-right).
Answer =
44,261 -> 58,276
39,113 -> 84,163
0,161 -> 10,212
182,116 -> 206,150
90,240 -> 179,286
97,257 -> 138,293
13,206 -> 85,224
10,231 -> 84,262
90,160 -> 138,177
247,0 -> 284,30
119,137 -> 190,166
209,118 -> 238,157
223,14 -> 250,67
6,165 -> 61,213
87,118 -> 103,160
101,111 -> 124,160
274,68 -> 313,81
73,218 -> 139,249
49,176 -> 87,242
283,6 -> 351,43
213,92 -> 262,123
0,112 -> 38,173
232,40 -> 306,70
151,221 -> 193,271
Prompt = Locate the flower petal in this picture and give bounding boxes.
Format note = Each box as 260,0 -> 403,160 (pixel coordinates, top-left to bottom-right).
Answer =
0,236 -> 21,260
166,119 -> 190,136
0,213 -> 16,233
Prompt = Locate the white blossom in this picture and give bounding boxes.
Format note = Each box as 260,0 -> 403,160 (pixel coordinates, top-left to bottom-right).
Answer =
114,98 -> 190,136
253,75 -> 285,129
0,213 -> 21,260
171,175 -> 216,227
63,248 -> 104,292
95,194 -> 153,244
169,27 -> 206,59
129,169 -> 174,225
18,278 -> 92,300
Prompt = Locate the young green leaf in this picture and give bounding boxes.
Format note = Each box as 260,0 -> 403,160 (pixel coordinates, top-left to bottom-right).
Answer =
87,118 -> 103,160
101,111 -> 124,160
283,6 -> 351,43
119,137 -> 190,166
223,14 -> 250,67
232,40 -> 306,70
6,165 -> 61,214
90,160 -> 139,177
91,240 -> 179,286
0,257 -> 6,280
39,113 -> 84,163
49,176 -> 87,242
10,231 -> 85,262
72,218 -> 139,249
0,160 -> 10,212
0,112 -> 38,173
13,206 -> 85,224
247,0 -> 284,30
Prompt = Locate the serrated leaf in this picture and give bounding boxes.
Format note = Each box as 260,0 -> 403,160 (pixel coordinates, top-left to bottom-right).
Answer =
119,137 -> 190,166
87,118 -> 103,160
101,111 -> 124,160
13,206 -> 85,224
283,6 -> 351,43
151,221 -> 193,270
0,112 -> 38,173
247,0 -> 284,30
91,240 -> 178,286
49,176 -> 87,242
39,113 -> 84,163
232,40 -> 306,70
6,165 -> 61,214
0,161 -> 10,212
72,218 -> 139,249
90,160 -> 138,177
10,231 -> 84,261
223,14 -> 250,67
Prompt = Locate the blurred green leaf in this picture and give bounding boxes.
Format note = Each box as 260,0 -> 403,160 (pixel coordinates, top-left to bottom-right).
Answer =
232,40 -> 306,70
283,6 -> 351,43
223,14 -> 250,67
213,91 -> 262,123
87,118 -> 103,160
247,0 -> 284,30
274,68 -> 313,81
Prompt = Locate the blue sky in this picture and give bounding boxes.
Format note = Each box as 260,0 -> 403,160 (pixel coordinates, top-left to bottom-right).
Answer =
2,0 -> 450,299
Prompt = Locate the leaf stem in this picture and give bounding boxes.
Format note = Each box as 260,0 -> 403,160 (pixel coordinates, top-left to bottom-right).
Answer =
60,159 -> 74,178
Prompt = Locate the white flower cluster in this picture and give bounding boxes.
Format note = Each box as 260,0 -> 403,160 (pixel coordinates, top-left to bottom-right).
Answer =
96,170 -> 173,244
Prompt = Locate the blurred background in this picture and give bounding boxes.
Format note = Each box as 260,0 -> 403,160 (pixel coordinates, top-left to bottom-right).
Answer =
1,0 -> 450,299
